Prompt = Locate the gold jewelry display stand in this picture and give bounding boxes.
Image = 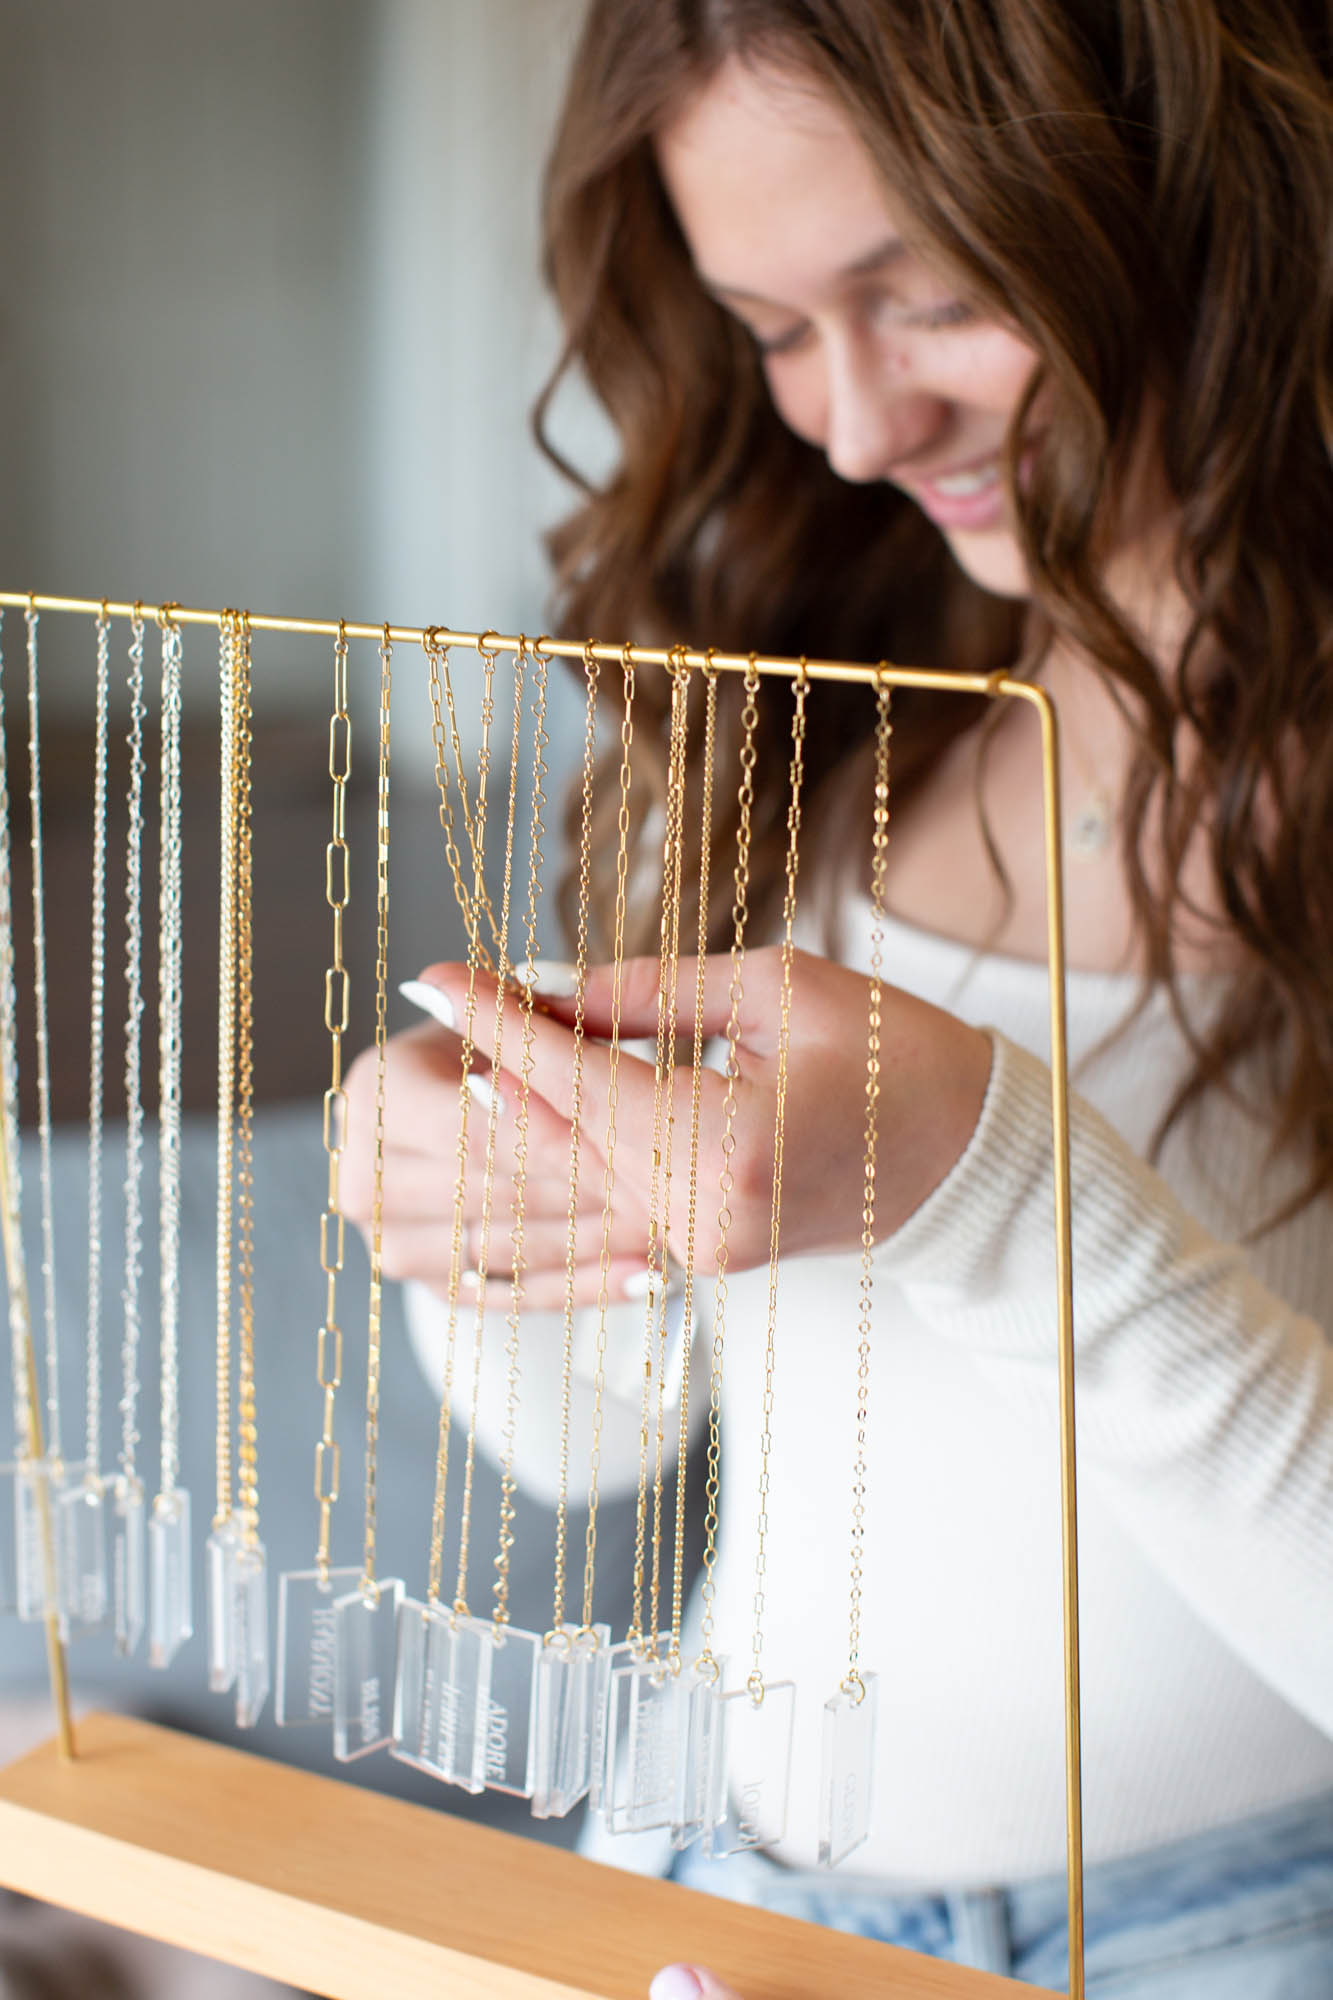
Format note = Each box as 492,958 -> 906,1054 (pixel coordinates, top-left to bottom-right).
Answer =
0,595 -> 1080,1999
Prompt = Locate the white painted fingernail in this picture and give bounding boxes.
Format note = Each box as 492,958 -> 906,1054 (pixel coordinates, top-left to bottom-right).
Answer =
400,979 -> 456,1031
623,1269 -> 655,1301
517,958 -> 579,998
465,1072 -> 505,1116
459,1268 -> 481,1291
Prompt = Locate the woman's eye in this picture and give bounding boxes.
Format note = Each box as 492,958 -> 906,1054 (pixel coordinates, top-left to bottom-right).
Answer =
908,299 -> 978,330
753,321 -> 811,358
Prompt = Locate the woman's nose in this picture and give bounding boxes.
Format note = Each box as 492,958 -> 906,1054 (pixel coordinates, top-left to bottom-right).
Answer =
822,333 -> 946,485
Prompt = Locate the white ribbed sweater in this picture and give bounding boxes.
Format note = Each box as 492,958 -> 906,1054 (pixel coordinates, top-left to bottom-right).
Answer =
405,906 -> 1333,1884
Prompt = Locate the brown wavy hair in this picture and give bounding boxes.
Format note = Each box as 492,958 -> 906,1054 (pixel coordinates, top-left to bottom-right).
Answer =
534,0 -> 1333,1219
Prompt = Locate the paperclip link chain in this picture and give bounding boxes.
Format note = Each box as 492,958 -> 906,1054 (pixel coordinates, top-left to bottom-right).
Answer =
232,616 -> 260,1548
748,667 -> 809,1701
361,628 -> 393,1593
313,625 -> 351,1582
551,644 -> 599,1638
845,680 -> 892,1701
25,604 -> 62,1468
494,640 -> 550,1632
157,614 -> 185,1498
455,638 -> 521,1618
214,617 -> 239,1527
697,659 -> 759,1671
84,611 -> 110,1476
580,647 -> 635,1638
671,659 -> 718,1670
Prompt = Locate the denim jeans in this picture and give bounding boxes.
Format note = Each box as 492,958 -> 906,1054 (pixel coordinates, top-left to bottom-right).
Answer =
669,1790 -> 1333,1995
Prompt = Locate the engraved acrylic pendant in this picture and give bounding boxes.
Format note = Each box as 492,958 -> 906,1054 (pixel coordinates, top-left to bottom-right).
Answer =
148,1487 -> 193,1669
111,1473 -> 146,1657
331,1575 -> 403,1761
56,1470 -> 109,1632
477,1622 -> 542,1798
531,1624 -> 611,1821
710,1678 -> 797,1858
206,1516 -> 242,1692
0,1463 -> 15,1615
15,1458 -> 69,1626
275,1566 -> 361,1728
818,1673 -> 879,1869
602,1637 -> 682,1837
390,1597 -> 492,1793
672,1658 -> 727,1851
232,1537 -> 271,1728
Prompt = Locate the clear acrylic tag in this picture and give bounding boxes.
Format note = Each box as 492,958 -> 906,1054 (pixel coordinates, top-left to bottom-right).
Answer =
16,1458 -> 68,1626
206,1518 -> 241,1691
819,1674 -> 879,1869
0,1463 -> 15,1615
390,1597 -> 493,1793
331,1576 -> 403,1761
588,1635 -> 626,1812
602,1640 -> 682,1837
111,1474 -> 146,1657
711,1679 -> 797,1858
275,1566 -> 360,1727
477,1622 -> 542,1797
148,1487 -> 193,1669
232,1538 -> 270,1728
531,1624 -> 611,1820
57,1472 -> 109,1632
672,1659 -> 727,1851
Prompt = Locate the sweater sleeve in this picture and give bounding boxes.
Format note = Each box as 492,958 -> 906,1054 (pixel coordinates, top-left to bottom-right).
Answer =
874,1029 -> 1333,1740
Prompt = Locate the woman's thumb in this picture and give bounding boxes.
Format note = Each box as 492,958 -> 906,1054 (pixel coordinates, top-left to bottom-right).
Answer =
650,1965 -> 745,2000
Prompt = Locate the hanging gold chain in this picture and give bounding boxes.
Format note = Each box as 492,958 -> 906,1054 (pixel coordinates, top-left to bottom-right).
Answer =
670,659 -> 718,1670
579,647 -> 635,1637
423,631 -> 501,975
360,627 -> 394,1592
233,614 -> 260,1549
313,624 -> 351,1582
214,613 -> 239,1528
493,640 -> 550,1631
551,643 -> 599,1637
696,659 -> 760,1673
845,678 -> 892,1698
748,666 -> 809,1700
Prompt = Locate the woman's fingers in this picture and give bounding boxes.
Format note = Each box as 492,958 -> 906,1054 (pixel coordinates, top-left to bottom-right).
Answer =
649,1968 -> 745,2000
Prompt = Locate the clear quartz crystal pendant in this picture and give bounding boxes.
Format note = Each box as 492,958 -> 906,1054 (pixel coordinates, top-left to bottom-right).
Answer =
710,1679 -> 798,1858
818,1673 -> 879,1869
602,1636 -> 682,1837
477,1621 -> 542,1798
148,1487 -> 193,1670
531,1623 -> 611,1821
56,1470 -> 109,1632
672,1657 -> 727,1851
111,1473 -> 146,1658
275,1566 -> 361,1728
232,1537 -> 270,1728
330,1575 -> 403,1761
206,1516 -> 241,1692
390,1597 -> 493,1793
15,1458 -> 68,1626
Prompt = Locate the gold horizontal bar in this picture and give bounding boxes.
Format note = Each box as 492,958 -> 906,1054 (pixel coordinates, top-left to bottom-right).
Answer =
0,590 -> 1041,704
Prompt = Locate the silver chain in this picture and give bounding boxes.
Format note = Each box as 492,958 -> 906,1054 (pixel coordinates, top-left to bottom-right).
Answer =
157,619 -> 184,1495
0,611 -> 28,1449
84,612 -> 111,1474
25,605 -> 62,1468
119,612 -> 147,1481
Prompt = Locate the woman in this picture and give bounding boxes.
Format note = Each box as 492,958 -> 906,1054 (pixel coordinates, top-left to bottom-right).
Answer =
344,2 -> 1333,1991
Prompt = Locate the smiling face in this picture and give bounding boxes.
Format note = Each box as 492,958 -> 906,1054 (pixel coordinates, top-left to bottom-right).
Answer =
655,57 -> 1041,600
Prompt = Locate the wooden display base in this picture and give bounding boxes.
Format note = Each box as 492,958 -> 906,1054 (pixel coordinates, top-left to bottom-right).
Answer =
0,1713 -> 1026,1998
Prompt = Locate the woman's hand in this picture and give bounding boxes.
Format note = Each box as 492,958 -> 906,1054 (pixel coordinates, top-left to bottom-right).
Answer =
341,946 -> 991,1307
650,1967 -> 744,2000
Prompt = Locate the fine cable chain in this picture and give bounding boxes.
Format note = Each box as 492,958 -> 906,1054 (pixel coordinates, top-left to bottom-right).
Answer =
845,680 -> 892,1702
360,626 -> 393,1594
550,643 -> 600,1641
119,610 -> 148,1493
646,652 -> 693,1662
25,603 -> 63,1469
695,659 -> 760,1677
157,613 -> 185,1503
214,615 -> 238,1532
313,623 -> 351,1584
424,633 -> 497,1612
492,639 -> 550,1634
84,610 -> 111,1483
0,609 -> 29,1447
232,615 -> 260,1550
670,659 -> 718,1671
453,638 -> 524,1619
748,666 -> 809,1702
578,647 -> 635,1637
428,632 -> 503,974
